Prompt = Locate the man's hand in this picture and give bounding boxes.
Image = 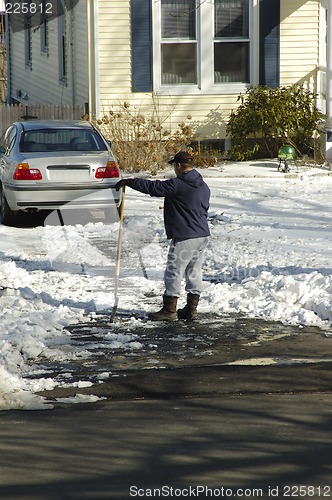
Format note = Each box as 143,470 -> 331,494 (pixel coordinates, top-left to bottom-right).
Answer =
115,179 -> 133,191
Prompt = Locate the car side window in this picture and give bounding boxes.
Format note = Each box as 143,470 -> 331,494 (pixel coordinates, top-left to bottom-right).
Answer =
0,127 -> 11,154
6,127 -> 17,155
0,126 -> 17,155
0,132 -> 6,154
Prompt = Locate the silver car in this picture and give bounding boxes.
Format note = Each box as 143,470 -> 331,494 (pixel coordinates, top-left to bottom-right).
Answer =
0,120 -> 122,226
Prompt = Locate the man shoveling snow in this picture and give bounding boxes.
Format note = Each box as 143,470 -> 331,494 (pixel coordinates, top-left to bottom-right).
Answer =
115,151 -> 210,321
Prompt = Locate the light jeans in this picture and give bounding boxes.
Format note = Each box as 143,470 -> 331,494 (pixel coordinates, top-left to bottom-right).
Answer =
164,237 -> 209,297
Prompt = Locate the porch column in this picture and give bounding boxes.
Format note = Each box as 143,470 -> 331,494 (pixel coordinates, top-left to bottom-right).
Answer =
326,0 -> 332,159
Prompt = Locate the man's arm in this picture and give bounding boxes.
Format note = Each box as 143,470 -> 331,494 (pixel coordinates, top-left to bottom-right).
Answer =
116,178 -> 177,197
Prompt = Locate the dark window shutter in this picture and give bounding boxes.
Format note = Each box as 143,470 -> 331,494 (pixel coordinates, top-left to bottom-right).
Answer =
259,0 -> 280,88
131,0 -> 152,92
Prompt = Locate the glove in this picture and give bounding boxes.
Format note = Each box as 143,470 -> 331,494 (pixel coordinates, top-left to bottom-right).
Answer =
115,179 -> 134,191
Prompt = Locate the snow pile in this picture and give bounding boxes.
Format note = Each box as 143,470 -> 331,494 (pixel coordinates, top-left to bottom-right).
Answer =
0,365 -> 55,411
202,271 -> 332,326
1,164 -> 332,410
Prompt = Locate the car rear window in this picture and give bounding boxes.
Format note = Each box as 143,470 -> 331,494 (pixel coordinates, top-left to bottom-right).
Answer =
20,129 -> 108,153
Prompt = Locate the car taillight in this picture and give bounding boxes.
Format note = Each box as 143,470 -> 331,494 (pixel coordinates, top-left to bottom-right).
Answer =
13,163 -> 42,180
95,161 -> 120,179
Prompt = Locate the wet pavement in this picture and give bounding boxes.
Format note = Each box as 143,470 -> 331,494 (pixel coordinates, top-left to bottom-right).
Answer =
37,314 -> 332,402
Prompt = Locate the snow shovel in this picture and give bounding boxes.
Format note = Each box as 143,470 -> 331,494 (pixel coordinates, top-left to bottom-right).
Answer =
110,186 -> 126,323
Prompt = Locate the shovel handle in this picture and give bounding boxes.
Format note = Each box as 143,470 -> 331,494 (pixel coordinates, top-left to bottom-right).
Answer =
110,186 -> 125,322
115,186 -> 126,279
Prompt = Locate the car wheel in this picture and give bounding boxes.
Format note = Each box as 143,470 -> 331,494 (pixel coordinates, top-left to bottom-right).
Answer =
0,186 -> 19,226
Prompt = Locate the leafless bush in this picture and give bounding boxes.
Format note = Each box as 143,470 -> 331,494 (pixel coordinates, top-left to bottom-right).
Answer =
94,98 -> 194,174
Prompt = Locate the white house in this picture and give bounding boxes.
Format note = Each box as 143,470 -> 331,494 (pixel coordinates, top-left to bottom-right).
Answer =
4,0 -> 331,151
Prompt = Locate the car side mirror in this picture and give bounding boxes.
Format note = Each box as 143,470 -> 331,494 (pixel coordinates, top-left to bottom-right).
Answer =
107,139 -> 112,148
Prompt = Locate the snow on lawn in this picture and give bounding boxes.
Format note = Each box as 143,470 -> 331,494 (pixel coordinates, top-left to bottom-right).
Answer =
1,161 -> 332,410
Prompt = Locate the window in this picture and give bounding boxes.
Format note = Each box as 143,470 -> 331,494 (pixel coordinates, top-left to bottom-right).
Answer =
214,0 -> 250,83
20,129 -> 107,152
24,3 -> 32,68
155,0 -> 254,93
0,126 -> 17,155
58,0 -> 67,82
40,0 -> 49,53
161,0 -> 197,84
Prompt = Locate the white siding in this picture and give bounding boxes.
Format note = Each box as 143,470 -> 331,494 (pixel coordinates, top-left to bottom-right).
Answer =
9,1 -> 88,105
97,1 -> 132,99
280,0 -> 320,88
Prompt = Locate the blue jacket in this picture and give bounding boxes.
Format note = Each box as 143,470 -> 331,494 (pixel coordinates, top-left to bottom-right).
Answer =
127,169 -> 210,239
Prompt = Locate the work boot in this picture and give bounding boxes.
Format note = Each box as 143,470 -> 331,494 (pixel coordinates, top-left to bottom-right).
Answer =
149,295 -> 178,321
177,293 -> 200,321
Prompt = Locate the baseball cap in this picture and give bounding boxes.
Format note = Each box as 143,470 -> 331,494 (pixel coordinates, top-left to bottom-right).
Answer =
168,151 -> 193,165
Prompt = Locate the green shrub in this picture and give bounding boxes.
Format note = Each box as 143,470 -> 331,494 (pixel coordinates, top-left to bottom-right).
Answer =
226,84 -> 325,161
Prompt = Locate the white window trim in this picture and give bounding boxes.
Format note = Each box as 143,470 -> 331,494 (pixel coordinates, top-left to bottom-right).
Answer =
318,0 -> 327,114
153,0 -> 259,95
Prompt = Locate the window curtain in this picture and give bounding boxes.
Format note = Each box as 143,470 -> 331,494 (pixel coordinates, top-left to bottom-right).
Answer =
161,0 -> 196,39
214,0 -> 249,38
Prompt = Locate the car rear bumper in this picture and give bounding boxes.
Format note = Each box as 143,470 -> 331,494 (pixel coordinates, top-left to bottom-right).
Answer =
4,183 -> 121,211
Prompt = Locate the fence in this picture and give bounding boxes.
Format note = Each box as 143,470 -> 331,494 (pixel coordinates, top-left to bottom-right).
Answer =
0,104 -> 87,134
0,43 -> 6,104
